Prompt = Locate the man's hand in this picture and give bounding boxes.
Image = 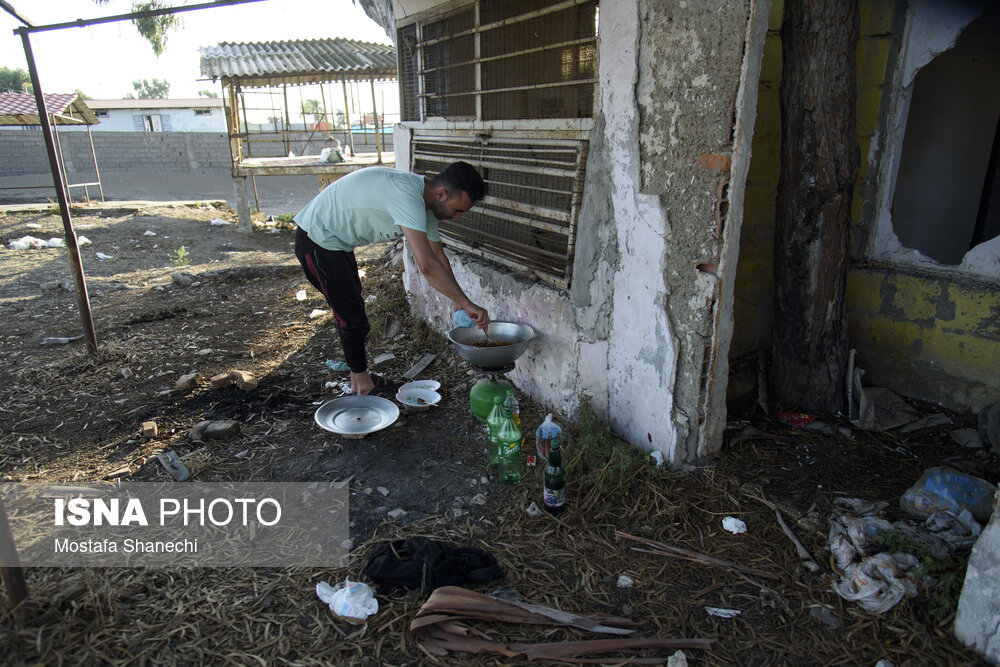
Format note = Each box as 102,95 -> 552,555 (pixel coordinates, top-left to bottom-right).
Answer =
463,303 -> 489,329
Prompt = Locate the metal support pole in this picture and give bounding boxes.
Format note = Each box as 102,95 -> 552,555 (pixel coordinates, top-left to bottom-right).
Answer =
342,76 -> 354,156
87,123 -> 105,202
370,76 -> 382,164
0,497 -> 28,610
18,28 -> 98,354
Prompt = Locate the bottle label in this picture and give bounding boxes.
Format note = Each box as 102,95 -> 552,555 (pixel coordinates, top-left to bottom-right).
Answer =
543,487 -> 565,508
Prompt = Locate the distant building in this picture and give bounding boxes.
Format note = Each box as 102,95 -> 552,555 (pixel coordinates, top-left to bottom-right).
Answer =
80,98 -> 225,132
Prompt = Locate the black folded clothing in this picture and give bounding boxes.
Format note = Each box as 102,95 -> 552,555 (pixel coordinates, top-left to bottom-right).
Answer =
363,536 -> 504,595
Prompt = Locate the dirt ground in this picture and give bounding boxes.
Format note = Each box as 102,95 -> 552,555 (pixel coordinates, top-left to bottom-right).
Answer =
0,202 -> 996,665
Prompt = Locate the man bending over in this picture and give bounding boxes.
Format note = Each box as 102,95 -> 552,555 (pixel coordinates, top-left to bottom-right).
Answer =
294,161 -> 490,397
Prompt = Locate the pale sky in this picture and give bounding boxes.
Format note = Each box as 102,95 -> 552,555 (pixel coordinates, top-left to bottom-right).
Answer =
0,0 -> 394,100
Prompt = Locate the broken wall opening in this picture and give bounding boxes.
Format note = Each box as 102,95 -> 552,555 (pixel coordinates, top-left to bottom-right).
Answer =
891,11 -> 1000,265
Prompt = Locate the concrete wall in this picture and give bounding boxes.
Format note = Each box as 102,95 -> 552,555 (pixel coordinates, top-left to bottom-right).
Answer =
0,131 -> 232,177
400,0 -> 769,465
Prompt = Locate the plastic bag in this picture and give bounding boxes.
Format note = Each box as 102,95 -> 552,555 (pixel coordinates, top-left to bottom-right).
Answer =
316,578 -> 378,620
900,467 -> 996,523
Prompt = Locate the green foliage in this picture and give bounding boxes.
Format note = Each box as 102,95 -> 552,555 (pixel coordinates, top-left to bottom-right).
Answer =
74,89 -> 90,100
168,245 -> 190,267
131,1 -> 180,57
197,90 -> 219,98
300,99 -> 322,116
276,213 -> 296,223
0,67 -> 30,94
127,78 -> 170,99
879,528 -> 967,622
564,399 -> 655,501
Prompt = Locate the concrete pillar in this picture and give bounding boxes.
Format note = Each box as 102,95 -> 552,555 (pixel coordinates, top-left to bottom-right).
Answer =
233,176 -> 251,232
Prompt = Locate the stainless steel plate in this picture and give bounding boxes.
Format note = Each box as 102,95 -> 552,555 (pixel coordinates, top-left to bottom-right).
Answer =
314,395 -> 400,435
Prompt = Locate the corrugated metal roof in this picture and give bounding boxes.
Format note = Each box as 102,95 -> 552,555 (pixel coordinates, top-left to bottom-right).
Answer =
199,37 -> 397,86
0,93 -> 100,126
86,98 -> 225,110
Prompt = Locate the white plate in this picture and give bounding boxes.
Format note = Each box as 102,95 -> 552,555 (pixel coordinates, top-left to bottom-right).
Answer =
399,379 -> 441,392
314,395 -> 399,435
395,387 -> 442,410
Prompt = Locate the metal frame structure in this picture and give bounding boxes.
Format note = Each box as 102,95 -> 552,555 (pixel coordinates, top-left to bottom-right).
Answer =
199,37 -> 398,227
0,92 -> 105,203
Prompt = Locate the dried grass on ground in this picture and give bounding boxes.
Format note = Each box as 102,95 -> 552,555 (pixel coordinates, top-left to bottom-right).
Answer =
0,203 -> 994,665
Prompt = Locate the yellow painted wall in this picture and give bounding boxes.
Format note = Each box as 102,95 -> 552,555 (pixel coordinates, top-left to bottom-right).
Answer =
731,0 -> 1000,411
846,268 -> 1000,410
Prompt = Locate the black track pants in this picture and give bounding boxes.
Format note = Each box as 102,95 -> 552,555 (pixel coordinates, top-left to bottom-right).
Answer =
294,227 -> 370,372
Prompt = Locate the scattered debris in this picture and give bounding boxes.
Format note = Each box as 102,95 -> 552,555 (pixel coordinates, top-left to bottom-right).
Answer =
705,607 -> 741,618
174,371 -> 202,391
773,509 -> 820,573
900,413 -> 953,433
617,575 -> 634,588
210,372 -> 233,390
326,360 -> 350,372
408,586 -> 712,660
229,370 -> 258,391
95,252 -> 113,260
172,272 -> 196,286
387,508 -> 406,519
950,428 -> 983,448
317,579 -> 378,621
901,466 -> 995,523
296,289 -> 307,301
525,502 -> 542,517
372,352 -> 395,367
722,516 -> 747,534
777,412 -> 818,429
189,419 -> 241,442
40,335 -> 83,345
617,531 -> 779,581
403,353 -> 438,380
156,450 -> 191,481
141,421 -> 158,439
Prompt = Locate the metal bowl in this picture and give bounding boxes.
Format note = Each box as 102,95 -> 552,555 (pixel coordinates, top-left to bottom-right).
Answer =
445,321 -> 536,369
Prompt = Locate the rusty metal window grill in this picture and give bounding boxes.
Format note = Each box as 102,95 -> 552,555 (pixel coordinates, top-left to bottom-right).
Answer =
398,0 -> 597,289
412,135 -> 588,289
397,0 -> 597,122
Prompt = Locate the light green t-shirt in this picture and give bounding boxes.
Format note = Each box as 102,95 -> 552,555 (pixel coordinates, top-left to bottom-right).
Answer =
293,167 -> 440,251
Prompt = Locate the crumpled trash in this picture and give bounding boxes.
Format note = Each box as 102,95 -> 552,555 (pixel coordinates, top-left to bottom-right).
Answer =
8,235 -> 45,250
826,496 -> 979,614
325,360 -> 350,372
617,575 -> 634,588
96,252 -> 113,260
722,516 -> 747,534
705,607 -> 741,618
316,578 -> 378,620
453,309 -> 475,328
295,289 -> 307,301
46,237 -> 65,248
830,551 -> 920,614
778,412 -> 819,429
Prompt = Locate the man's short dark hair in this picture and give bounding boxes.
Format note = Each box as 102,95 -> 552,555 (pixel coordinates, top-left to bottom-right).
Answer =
433,161 -> 487,202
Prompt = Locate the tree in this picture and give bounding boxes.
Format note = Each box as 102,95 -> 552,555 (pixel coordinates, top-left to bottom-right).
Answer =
127,78 -> 171,99
197,90 -> 218,98
0,67 -> 30,93
300,99 -> 321,118
770,0 -> 859,413
74,89 -> 91,100
92,0 -> 179,56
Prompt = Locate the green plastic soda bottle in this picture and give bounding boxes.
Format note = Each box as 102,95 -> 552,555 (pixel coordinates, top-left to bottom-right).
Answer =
486,395 -> 505,468
497,413 -> 522,486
